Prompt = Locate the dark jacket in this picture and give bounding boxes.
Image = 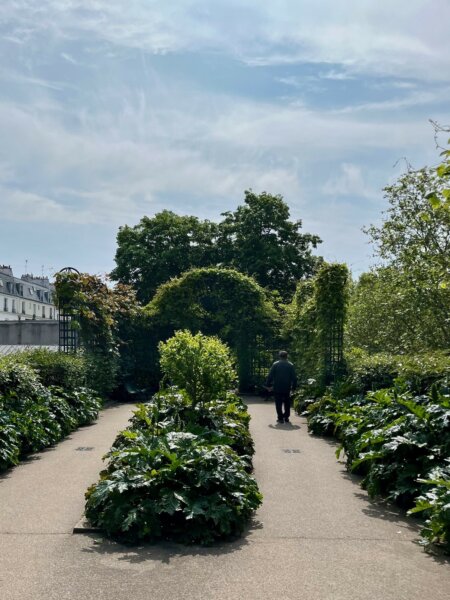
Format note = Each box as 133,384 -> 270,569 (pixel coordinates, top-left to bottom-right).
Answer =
266,359 -> 297,394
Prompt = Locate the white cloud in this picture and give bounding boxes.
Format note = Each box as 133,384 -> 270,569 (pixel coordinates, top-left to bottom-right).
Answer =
322,163 -> 377,199
1,1 -> 450,81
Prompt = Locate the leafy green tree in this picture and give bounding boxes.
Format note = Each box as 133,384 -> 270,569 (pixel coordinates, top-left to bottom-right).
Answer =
218,190 -> 321,300
346,268 -> 449,353
111,211 -> 219,303
363,168 -> 450,350
111,192 -> 321,303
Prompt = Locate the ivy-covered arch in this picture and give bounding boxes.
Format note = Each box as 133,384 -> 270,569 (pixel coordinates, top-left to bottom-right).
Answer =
144,268 -> 279,389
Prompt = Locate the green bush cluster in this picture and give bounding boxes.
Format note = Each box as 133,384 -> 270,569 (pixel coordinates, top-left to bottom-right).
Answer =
306,383 -> 450,553
346,349 -> 450,393
13,349 -> 87,390
0,359 -> 101,471
85,331 -> 262,544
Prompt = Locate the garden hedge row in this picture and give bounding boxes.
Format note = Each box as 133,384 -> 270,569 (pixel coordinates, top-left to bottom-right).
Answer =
305,382 -> 450,553
0,352 -> 102,471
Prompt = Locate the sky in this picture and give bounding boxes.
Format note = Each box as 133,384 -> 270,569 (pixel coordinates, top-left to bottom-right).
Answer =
0,1 -> 449,281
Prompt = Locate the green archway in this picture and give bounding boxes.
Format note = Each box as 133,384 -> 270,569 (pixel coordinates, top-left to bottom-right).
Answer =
145,268 -> 279,389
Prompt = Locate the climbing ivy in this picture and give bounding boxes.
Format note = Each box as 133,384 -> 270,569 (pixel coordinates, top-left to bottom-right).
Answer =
286,263 -> 349,386
145,267 -> 279,390
54,272 -> 140,395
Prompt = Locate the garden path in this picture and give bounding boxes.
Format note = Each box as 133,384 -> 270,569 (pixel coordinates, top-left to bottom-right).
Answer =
1,397 -> 449,600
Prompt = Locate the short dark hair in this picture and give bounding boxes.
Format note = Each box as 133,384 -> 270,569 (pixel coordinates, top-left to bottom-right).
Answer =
279,350 -> 288,359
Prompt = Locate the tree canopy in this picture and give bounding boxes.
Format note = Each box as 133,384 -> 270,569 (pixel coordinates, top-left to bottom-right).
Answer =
111,210 -> 219,303
218,190 -> 321,300
111,191 -> 321,303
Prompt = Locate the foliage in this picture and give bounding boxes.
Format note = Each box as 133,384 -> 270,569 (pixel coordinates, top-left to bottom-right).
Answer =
218,190 -> 321,300
345,349 -> 450,394
305,382 -> 450,551
119,388 -> 254,464
362,167 -> 450,351
145,268 -> 278,390
85,432 -> 261,544
111,193 -> 321,303
409,461 -> 450,553
111,211 -> 219,304
286,263 -> 349,385
85,333 -> 261,544
13,349 -> 86,390
159,331 -> 236,404
54,271 -> 141,395
0,358 -> 101,471
347,267 -> 450,353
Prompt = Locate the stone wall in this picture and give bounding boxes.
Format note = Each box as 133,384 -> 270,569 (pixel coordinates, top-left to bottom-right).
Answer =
0,320 -> 59,345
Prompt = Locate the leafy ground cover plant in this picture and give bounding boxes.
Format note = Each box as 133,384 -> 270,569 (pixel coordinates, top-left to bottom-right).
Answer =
408,461 -> 450,553
85,431 -> 261,544
85,332 -> 262,544
0,359 -> 102,471
306,382 -> 450,551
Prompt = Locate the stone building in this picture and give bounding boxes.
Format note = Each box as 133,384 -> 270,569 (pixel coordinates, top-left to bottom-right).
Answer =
0,265 -> 59,321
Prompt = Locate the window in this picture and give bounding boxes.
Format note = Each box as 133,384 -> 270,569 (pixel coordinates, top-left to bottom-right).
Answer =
12,300 -> 16,313
50,308 -> 53,319
33,304 -> 36,316
0,279 -> 3,287
42,306 -> 46,318
22,301 -> 26,314
4,298 -> 8,311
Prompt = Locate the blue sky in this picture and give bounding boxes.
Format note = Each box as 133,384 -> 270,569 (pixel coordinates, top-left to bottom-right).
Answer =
1,1 -> 449,281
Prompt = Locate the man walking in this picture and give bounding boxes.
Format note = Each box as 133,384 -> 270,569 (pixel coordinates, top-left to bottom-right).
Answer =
266,351 -> 297,424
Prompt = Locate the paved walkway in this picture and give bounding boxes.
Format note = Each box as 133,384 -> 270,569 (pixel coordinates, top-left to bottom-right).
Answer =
1,398 -> 449,600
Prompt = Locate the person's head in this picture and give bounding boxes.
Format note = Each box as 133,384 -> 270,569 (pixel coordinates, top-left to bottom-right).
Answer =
279,350 -> 288,360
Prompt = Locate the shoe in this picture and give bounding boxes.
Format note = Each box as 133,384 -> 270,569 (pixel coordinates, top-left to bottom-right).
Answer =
277,418 -> 284,424
284,418 -> 290,423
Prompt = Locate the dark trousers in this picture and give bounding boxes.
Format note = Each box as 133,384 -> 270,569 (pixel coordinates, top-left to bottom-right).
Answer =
275,392 -> 291,420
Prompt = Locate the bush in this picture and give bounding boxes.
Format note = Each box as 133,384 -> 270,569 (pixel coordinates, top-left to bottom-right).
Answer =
85,333 -> 261,544
85,432 -> 261,544
0,359 -> 102,471
409,461 -> 450,553
307,384 -> 450,504
346,349 -> 450,393
159,330 -> 236,403
13,349 -> 86,390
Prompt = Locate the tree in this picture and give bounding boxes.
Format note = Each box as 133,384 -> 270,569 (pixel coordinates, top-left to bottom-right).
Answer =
111,192 -> 321,303
346,268 -> 449,353
111,211 -> 218,303
364,167 -> 450,350
218,190 -> 321,300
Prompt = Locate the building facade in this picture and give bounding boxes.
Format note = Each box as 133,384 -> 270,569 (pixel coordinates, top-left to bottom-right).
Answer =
0,265 -> 59,321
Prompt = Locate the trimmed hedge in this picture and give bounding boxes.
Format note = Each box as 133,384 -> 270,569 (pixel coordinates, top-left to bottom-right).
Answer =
12,349 -> 86,390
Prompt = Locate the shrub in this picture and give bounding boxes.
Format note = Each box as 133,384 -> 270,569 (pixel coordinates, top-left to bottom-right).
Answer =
85,333 -> 261,544
346,349 -> 450,393
85,431 -> 262,544
306,383 -> 450,513
159,330 -> 236,404
13,349 -> 86,390
409,461 -> 450,553
0,359 -> 102,471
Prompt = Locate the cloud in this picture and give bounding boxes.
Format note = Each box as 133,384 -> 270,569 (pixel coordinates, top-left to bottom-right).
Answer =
322,163 -> 377,199
1,1 -> 450,81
